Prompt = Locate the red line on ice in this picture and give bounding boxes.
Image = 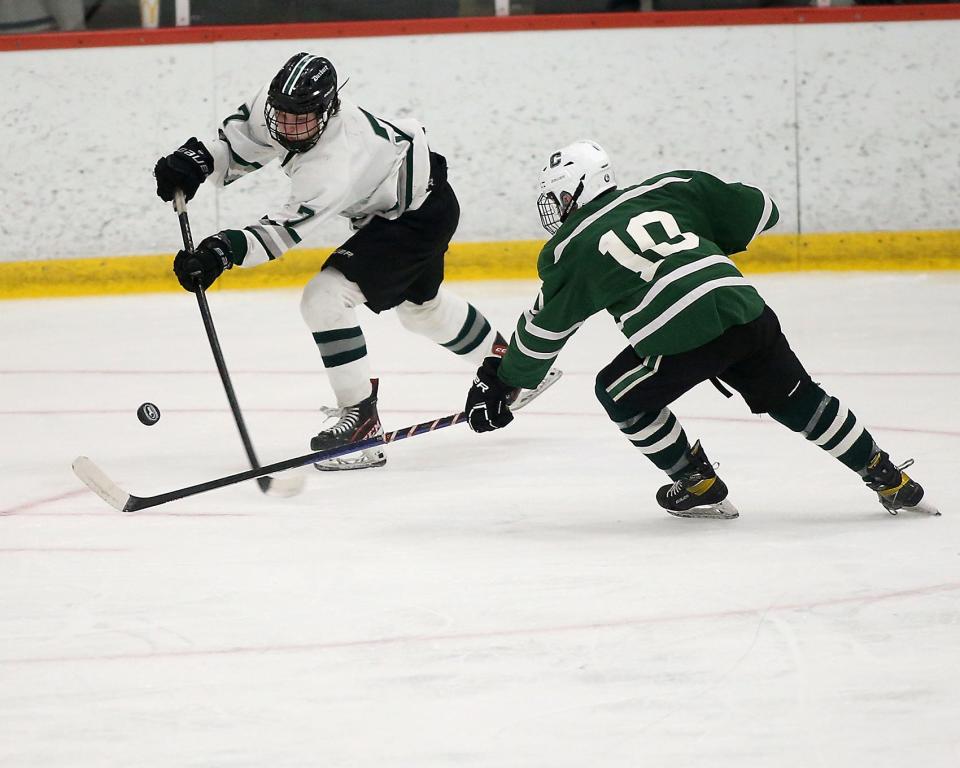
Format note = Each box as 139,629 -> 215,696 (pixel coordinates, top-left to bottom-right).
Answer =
1,408 -> 958,439
10,510 -> 253,518
0,547 -> 128,553
2,580 -> 956,666
0,488 -> 88,515
1,368 -> 959,377
0,488 -> 251,517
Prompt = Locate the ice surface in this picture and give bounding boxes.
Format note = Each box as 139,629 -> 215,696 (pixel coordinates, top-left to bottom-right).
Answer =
1,275 -> 958,767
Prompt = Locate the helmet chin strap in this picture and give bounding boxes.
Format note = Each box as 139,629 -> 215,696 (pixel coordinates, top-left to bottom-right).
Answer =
562,175 -> 587,221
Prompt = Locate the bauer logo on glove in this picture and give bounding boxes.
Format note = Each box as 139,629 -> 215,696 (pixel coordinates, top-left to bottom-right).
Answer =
173,234 -> 234,292
465,357 -> 517,433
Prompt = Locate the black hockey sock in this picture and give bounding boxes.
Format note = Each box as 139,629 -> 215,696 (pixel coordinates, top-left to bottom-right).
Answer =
768,381 -> 875,473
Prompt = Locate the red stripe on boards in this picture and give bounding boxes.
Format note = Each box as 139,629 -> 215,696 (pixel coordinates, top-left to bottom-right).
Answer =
1,6 -> 959,53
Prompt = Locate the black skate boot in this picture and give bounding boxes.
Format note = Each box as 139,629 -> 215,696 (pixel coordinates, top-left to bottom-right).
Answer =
488,333 -> 564,411
656,441 -> 739,519
311,379 -> 386,471
863,451 -> 939,515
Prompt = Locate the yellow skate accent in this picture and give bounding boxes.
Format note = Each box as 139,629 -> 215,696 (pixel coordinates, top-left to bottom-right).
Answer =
688,477 -> 716,496
878,473 -> 911,498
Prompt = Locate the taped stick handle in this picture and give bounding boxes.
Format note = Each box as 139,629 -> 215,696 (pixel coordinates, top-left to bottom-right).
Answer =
173,188 -> 195,254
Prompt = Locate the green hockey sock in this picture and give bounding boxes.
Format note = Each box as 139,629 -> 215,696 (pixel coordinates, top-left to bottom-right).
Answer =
615,408 -> 692,477
768,381 -> 875,473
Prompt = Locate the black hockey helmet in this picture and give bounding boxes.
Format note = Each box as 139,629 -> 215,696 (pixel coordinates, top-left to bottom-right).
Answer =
265,52 -> 340,153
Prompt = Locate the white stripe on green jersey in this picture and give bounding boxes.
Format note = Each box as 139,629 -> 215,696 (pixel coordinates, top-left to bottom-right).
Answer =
615,253 -> 736,329
499,170 -> 780,391
520,313 -> 583,340
513,332 -> 561,361
205,92 -> 433,267
552,176 -> 694,263
748,184 -> 775,240
625,275 -> 752,346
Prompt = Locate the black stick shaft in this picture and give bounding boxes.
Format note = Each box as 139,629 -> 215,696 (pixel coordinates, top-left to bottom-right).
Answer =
125,412 -> 466,511
173,191 -> 270,492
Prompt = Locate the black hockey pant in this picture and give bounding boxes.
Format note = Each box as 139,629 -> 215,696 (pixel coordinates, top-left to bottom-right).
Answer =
594,306 -> 878,480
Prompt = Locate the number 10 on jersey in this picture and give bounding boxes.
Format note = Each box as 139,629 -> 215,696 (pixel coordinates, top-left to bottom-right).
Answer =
599,210 -> 700,282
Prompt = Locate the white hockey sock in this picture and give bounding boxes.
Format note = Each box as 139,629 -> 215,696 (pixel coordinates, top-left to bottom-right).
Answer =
395,288 -> 498,366
300,268 -> 373,407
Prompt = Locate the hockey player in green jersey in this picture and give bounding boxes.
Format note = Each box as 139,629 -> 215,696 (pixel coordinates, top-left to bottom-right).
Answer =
463,140 -> 939,519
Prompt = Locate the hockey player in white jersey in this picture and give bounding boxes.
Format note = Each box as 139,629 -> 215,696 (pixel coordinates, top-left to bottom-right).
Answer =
154,52 -> 556,470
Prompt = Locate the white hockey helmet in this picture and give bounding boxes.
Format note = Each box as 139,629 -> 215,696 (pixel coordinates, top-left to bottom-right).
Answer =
537,140 -> 617,234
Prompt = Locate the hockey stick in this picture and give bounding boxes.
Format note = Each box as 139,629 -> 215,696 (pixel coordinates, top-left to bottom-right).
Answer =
173,190 -> 303,498
72,412 -> 466,512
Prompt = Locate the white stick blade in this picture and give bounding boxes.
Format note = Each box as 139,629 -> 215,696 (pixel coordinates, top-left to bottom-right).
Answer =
72,456 -> 131,512
264,473 -> 306,498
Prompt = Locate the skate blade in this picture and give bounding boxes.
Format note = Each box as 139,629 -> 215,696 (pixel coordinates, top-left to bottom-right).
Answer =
668,498 -> 740,520
898,501 -> 941,516
314,452 -> 387,472
510,368 -> 563,411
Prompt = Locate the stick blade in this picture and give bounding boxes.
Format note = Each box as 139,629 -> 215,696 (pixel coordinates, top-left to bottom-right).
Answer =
72,456 -> 132,512
257,473 -> 305,498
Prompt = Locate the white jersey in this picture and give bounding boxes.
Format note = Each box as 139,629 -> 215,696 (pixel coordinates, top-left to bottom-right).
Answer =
206,88 -> 433,267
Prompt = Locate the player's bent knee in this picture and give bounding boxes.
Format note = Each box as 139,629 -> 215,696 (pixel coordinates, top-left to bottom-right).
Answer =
395,294 -> 443,333
767,379 -> 826,432
300,268 -> 359,328
594,372 -> 626,421
594,355 -> 649,421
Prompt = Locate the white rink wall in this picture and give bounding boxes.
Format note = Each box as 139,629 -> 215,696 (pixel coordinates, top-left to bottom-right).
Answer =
1,19 -> 958,262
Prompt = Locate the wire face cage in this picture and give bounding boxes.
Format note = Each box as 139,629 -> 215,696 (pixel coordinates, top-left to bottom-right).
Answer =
264,103 -> 327,153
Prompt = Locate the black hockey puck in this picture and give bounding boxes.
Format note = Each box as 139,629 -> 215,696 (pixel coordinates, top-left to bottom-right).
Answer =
137,402 -> 161,426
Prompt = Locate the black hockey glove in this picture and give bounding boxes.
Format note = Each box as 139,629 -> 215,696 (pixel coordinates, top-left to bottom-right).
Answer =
173,234 -> 233,292
465,357 -> 520,433
154,137 -> 214,202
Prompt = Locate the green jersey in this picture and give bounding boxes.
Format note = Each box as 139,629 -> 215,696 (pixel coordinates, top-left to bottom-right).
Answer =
499,171 -> 779,390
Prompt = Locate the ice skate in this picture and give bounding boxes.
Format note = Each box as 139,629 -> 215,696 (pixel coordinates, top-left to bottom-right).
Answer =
312,379 -> 386,471
863,451 -> 940,515
656,441 -> 739,519
489,333 -> 563,411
